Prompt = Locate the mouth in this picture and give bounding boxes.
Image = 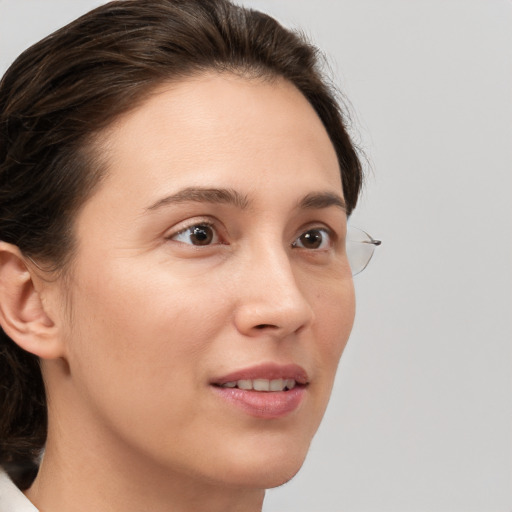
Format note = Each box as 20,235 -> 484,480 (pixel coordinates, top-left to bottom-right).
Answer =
211,362 -> 308,389
215,378 -> 299,392
210,363 -> 309,419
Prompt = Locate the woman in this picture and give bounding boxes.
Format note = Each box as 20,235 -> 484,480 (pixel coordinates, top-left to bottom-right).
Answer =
0,1 -> 379,510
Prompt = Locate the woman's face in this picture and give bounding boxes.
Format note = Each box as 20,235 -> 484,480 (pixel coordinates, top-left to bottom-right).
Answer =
53,73 -> 355,489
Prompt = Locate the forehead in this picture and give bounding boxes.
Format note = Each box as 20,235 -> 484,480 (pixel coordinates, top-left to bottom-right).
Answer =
86,73 -> 342,219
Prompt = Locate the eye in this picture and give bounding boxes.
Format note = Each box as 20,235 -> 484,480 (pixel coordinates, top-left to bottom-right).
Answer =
292,228 -> 332,250
170,223 -> 219,246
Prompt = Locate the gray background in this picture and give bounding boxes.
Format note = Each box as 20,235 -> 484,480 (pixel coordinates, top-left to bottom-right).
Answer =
1,1 -> 510,511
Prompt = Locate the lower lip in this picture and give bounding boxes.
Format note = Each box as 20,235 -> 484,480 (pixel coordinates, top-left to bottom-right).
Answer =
211,386 -> 306,419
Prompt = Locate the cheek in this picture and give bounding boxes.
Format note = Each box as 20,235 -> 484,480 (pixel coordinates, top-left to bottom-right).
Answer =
323,283 -> 355,357
314,269 -> 355,339
63,261 -> 224,414
309,277 -> 355,394
60,263 -> 238,474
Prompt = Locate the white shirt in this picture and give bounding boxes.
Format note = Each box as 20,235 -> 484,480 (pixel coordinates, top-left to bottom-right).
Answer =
0,469 -> 38,512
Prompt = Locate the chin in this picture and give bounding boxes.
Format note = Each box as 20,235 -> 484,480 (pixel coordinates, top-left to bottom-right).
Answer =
259,462 -> 304,489
214,438 -> 311,490
222,460 -> 306,490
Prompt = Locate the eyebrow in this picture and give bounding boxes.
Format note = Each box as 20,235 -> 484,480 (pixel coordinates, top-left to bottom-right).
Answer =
145,187 -> 346,213
146,187 -> 250,211
297,192 -> 346,212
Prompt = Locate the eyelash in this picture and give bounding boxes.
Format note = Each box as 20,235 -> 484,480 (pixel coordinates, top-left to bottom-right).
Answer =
167,220 -> 335,251
168,221 -> 220,246
291,227 -> 333,251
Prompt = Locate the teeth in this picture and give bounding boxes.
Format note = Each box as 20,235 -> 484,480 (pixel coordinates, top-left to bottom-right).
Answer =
269,378 -> 284,391
253,379 -> 270,391
237,379 -> 252,390
220,378 -> 297,391
286,379 -> 296,390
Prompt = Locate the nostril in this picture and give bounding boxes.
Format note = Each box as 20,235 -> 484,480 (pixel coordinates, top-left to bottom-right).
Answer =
254,324 -> 276,330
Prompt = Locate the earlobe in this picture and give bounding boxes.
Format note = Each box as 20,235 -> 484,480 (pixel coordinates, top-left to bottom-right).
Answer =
0,242 -> 63,360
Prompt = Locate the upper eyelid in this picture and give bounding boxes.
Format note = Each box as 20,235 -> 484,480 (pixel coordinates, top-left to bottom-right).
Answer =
166,220 -> 224,248
294,224 -> 337,240
164,217 -> 218,238
292,226 -> 334,248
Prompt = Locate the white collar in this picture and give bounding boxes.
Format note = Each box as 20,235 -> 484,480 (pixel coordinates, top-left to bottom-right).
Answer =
0,469 -> 39,512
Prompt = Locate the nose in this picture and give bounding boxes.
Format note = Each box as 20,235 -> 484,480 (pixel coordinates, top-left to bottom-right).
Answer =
233,245 -> 314,339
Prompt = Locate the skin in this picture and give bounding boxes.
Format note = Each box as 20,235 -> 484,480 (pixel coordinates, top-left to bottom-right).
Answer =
14,73 -> 355,512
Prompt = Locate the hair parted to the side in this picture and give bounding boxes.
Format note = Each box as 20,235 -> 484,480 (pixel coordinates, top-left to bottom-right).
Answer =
0,0 -> 363,489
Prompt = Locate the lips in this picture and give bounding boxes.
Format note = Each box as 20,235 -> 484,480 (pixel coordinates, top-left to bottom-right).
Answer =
210,363 -> 308,419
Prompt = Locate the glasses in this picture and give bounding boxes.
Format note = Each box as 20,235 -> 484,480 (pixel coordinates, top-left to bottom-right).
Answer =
346,226 -> 381,276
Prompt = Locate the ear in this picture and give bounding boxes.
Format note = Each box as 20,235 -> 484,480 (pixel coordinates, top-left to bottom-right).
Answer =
0,242 -> 64,359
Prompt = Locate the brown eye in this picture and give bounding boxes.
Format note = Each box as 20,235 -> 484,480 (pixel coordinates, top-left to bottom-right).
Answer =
293,228 -> 330,250
171,224 -> 218,246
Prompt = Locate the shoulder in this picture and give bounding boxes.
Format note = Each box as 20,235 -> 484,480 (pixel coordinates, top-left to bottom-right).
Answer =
0,469 -> 39,512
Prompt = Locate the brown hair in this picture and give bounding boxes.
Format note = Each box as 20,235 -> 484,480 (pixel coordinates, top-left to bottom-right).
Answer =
0,0 -> 363,489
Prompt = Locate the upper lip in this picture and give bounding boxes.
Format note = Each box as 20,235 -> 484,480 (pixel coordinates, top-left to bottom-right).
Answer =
211,363 -> 309,386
